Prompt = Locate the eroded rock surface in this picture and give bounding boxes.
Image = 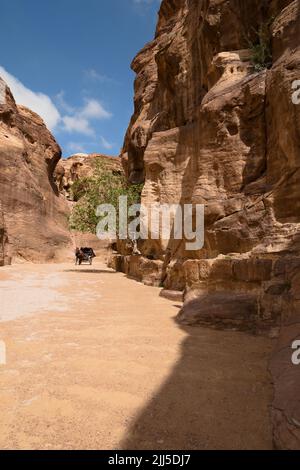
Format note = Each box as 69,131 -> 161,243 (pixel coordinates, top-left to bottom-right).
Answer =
0,203 -> 9,266
113,0 -> 300,449
55,153 -> 122,200
0,77 -> 71,262
118,0 -> 300,318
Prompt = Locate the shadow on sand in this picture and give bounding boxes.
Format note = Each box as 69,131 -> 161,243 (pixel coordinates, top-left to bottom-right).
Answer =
64,268 -> 116,274
120,320 -> 273,450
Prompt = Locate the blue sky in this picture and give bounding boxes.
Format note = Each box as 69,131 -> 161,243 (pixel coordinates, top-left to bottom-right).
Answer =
0,0 -> 161,157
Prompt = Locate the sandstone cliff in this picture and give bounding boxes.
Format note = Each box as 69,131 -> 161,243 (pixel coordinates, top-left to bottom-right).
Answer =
54,153 -> 123,260
55,153 -> 122,200
112,0 -> 300,449
0,77 -> 71,262
0,203 -> 9,266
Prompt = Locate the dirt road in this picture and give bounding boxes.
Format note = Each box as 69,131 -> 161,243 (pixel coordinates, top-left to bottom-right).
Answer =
0,262 -> 273,449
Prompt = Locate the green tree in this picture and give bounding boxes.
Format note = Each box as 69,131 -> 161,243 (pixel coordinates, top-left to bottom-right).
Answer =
248,22 -> 273,71
69,159 -> 143,234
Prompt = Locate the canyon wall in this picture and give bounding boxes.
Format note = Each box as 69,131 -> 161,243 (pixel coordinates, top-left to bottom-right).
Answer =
0,77 -> 71,262
112,0 -> 300,449
54,153 -> 122,259
55,153 -> 122,200
0,203 -> 9,266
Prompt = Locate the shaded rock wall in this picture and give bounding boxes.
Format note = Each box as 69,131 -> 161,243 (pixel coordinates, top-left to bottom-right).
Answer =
0,77 -> 71,262
113,0 -> 300,449
117,0 -> 300,324
0,203 -> 9,266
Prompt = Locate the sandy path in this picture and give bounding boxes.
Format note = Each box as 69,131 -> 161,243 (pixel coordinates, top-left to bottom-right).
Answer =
0,262 -> 273,450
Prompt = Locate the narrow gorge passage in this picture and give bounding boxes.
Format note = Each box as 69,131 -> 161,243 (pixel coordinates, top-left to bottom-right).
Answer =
0,262 -> 273,450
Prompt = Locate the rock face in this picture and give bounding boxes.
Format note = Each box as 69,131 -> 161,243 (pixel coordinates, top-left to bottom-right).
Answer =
55,153 -> 122,200
113,0 -> 300,449
0,203 -> 9,266
54,153 -> 123,261
0,77 -> 71,262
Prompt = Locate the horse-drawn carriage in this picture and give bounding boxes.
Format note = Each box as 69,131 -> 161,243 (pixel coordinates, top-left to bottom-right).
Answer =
75,247 -> 96,266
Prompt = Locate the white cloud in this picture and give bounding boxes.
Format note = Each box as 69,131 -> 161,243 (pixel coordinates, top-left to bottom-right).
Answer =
0,66 -> 113,139
84,69 -> 114,84
100,135 -> 115,150
82,99 -> 112,119
55,90 -> 75,114
66,142 -> 88,154
0,65 -> 60,130
61,98 -> 112,136
65,139 -> 117,156
62,115 -> 95,136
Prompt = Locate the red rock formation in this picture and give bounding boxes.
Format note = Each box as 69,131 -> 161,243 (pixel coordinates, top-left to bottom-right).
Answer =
0,77 -> 71,262
54,153 -> 123,260
114,0 -> 300,449
119,0 -> 300,300
0,203 -> 9,266
55,153 -> 122,200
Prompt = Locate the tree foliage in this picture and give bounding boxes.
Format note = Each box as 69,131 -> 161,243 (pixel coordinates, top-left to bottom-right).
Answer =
248,22 -> 273,71
69,159 -> 143,234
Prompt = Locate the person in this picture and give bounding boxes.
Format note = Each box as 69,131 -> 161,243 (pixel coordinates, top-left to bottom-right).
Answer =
75,247 -> 84,265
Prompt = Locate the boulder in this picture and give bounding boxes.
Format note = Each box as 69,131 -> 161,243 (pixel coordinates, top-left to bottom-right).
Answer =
177,291 -> 258,331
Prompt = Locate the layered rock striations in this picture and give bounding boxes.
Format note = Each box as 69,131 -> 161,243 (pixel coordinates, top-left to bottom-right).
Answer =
0,203 -> 9,266
113,0 -> 300,449
55,153 -> 122,200
54,153 -> 123,260
0,77 -> 71,262
119,0 -> 300,312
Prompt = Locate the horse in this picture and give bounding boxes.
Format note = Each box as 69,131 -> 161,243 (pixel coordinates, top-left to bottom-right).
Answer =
75,248 -> 84,265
